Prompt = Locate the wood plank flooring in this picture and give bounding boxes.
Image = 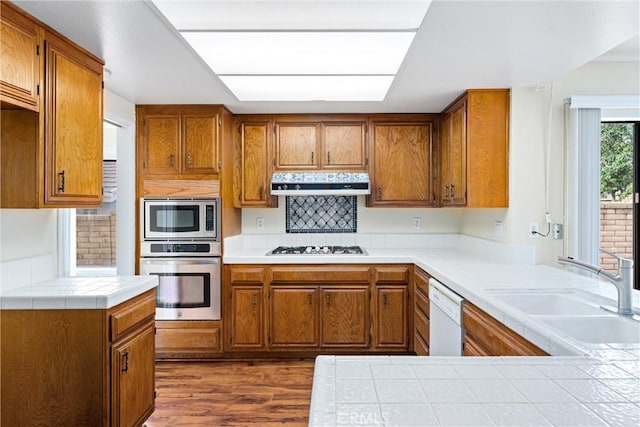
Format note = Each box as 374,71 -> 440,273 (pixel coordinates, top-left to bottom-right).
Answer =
146,360 -> 316,427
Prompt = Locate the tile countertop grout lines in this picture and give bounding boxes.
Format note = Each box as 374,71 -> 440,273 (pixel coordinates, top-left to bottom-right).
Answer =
223,233 -> 640,426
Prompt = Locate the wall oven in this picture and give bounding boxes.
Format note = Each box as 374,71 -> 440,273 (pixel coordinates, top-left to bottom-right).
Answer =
139,197 -> 221,321
140,257 -> 220,320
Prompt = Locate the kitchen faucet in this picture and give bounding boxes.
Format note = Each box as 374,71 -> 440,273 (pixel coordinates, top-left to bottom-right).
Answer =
558,249 -> 636,316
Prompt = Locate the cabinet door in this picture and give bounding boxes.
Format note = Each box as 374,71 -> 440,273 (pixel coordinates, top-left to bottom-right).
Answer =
275,122 -> 320,170
111,323 -> 155,427
322,123 -> 367,170
44,31 -> 103,206
269,286 -> 318,348
320,287 -> 369,347
144,115 -> 181,175
183,114 -> 219,174
375,286 -> 408,348
370,123 -> 433,206
449,101 -> 467,205
0,3 -> 41,111
230,286 -> 264,349
236,121 -> 273,207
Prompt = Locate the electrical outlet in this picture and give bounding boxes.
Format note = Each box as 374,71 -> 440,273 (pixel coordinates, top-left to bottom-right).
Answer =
412,217 -> 421,230
494,221 -> 503,236
552,223 -> 563,240
529,222 -> 539,238
256,217 -> 265,230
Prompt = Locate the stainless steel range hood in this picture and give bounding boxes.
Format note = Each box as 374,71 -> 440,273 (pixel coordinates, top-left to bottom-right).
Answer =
270,172 -> 370,196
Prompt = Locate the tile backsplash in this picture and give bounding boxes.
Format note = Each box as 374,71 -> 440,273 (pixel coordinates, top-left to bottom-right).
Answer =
0,254 -> 55,292
286,195 -> 357,233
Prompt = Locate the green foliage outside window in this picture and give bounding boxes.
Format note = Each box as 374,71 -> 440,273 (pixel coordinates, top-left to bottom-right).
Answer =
600,123 -> 633,201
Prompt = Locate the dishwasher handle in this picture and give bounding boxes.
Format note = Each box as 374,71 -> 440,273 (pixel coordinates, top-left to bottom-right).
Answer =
429,278 -> 464,324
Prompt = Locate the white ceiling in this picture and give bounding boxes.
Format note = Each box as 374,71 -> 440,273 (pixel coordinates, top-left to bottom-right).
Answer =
15,0 -> 640,114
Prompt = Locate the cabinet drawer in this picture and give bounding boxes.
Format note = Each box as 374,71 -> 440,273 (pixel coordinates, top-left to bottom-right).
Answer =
414,268 -> 430,296
414,331 -> 429,356
156,325 -> 221,353
375,267 -> 409,283
414,308 -> 429,346
230,267 -> 264,283
415,286 -> 429,317
110,290 -> 156,341
271,267 -> 370,283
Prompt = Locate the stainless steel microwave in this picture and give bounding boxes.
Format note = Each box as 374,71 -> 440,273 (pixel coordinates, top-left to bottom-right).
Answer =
141,198 -> 220,240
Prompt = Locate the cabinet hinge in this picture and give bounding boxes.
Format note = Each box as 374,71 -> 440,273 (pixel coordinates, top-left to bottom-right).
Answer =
218,160 -> 222,169
36,84 -> 40,96
272,159 -> 276,166
365,157 -> 369,166
368,289 -> 371,299
154,391 -> 157,399
102,81 -> 105,89
237,124 -> 242,134
218,117 -> 222,126
154,327 -> 157,335
368,334 -> 372,346
36,45 -> 40,55
143,160 -> 146,169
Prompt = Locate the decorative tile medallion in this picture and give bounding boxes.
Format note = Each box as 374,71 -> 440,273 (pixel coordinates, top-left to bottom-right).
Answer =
286,196 -> 357,233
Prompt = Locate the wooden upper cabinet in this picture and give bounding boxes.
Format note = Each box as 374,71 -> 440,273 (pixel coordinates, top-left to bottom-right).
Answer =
183,114 -> 219,174
144,115 -> 180,175
234,118 -> 275,208
1,3 -> 104,209
275,122 -> 320,170
368,117 -> 435,207
137,105 -> 222,180
43,30 -> 103,206
321,122 -> 367,170
440,89 -> 509,207
0,2 -> 42,111
441,102 -> 467,206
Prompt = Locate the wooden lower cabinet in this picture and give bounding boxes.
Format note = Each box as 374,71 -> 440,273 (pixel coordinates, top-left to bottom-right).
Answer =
463,301 -> 548,356
0,289 -> 156,427
224,264 -> 412,355
320,286 -> 370,347
155,320 -> 222,358
270,286 -> 319,347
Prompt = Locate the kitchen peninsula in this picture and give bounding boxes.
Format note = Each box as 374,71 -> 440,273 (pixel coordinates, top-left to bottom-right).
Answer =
224,233 -> 640,426
0,276 -> 158,427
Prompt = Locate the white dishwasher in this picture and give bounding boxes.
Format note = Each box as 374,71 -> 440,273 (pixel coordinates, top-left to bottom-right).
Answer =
429,278 -> 465,356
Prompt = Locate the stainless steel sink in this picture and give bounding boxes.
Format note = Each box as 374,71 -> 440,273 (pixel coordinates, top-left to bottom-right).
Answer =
486,289 -> 608,316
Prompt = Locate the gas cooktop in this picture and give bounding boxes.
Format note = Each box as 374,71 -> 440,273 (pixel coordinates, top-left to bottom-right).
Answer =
268,245 -> 367,255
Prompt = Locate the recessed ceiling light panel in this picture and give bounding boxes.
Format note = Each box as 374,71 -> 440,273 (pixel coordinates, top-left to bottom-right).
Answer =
219,75 -> 395,101
181,31 -> 416,75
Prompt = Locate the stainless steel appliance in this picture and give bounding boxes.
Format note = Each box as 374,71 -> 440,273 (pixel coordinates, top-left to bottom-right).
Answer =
139,197 -> 221,320
141,198 -> 219,240
429,278 -> 464,356
268,245 -> 367,255
139,257 -> 220,320
270,172 -> 370,196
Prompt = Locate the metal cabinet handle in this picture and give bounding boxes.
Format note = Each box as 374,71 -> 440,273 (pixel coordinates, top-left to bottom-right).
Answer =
259,186 -> 264,200
57,170 -> 65,192
168,154 -> 174,167
451,184 -> 455,198
311,151 -> 314,164
308,294 -> 313,305
327,151 -> 331,164
325,294 -> 330,305
377,187 -> 382,201
187,153 -> 192,166
121,351 -> 129,373
252,294 -> 257,306
382,293 -> 388,306
444,185 -> 450,198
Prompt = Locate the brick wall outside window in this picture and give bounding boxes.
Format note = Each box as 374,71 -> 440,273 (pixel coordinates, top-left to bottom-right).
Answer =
599,202 -> 633,274
76,212 -> 116,267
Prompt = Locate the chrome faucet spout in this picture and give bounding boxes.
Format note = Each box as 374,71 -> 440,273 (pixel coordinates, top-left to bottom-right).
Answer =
558,255 -> 635,316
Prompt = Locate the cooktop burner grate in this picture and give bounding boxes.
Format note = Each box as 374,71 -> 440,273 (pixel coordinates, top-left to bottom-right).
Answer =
268,245 -> 366,255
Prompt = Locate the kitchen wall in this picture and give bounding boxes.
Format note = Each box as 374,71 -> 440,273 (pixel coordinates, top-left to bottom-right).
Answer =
461,60 -> 640,266
242,60 -> 640,268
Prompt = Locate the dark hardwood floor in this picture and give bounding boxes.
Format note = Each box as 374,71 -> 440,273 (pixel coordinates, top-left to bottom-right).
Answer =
146,360 -> 316,426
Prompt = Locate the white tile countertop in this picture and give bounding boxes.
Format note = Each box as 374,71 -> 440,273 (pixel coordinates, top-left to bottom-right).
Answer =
0,275 -> 158,309
309,355 -> 640,427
